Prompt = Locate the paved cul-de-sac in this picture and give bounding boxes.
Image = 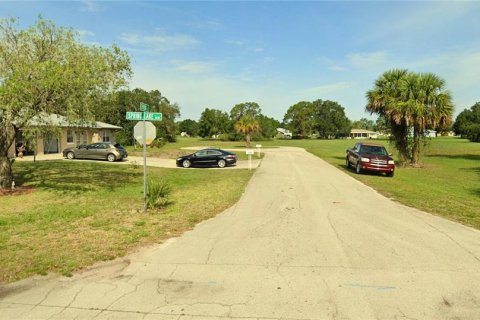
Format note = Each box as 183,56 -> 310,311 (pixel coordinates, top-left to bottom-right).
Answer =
1,147 -> 480,319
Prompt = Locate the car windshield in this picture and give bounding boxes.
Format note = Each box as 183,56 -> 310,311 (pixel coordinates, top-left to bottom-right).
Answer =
360,145 -> 387,156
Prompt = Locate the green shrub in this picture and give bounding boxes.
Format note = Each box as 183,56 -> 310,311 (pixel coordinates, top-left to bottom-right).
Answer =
150,138 -> 166,148
146,180 -> 172,209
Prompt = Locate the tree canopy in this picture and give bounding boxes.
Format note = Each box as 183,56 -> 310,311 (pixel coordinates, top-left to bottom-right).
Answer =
313,99 -> 351,139
198,108 -> 230,138
366,69 -> 454,165
0,17 -> 131,188
352,118 -> 375,131
453,102 -> 480,142
283,101 -> 316,138
283,99 -> 350,139
178,119 -> 199,137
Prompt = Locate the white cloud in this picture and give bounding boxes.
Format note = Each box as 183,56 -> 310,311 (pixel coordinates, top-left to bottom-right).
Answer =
227,40 -> 244,46
130,65 -> 298,121
119,32 -> 200,52
81,0 -> 100,12
346,51 -> 388,69
77,29 -> 94,37
301,82 -> 358,95
170,60 -> 217,74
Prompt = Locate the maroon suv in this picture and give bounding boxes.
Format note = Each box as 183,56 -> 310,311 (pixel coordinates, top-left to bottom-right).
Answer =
346,142 -> 395,177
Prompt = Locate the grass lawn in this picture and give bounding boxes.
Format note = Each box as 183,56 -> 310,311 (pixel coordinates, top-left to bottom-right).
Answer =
0,161 -> 253,283
262,136 -> 480,229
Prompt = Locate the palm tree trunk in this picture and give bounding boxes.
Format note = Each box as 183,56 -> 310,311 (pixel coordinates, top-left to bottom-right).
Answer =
412,125 -> 421,166
245,133 -> 251,148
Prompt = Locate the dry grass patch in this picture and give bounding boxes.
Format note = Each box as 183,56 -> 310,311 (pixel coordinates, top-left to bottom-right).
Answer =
0,160 -> 252,283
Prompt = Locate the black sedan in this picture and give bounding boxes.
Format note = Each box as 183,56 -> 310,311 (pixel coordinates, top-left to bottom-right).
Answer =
176,148 -> 237,168
63,143 -> 128,162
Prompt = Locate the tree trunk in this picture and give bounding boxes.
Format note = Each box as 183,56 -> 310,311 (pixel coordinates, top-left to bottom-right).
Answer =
0,153 -> 13,189
0,123 -> 16,189
411,125 -> 421,166
245,133 -> 251,148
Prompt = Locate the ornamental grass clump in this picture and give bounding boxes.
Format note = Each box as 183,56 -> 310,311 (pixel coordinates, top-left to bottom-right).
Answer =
146,180 -> 172,209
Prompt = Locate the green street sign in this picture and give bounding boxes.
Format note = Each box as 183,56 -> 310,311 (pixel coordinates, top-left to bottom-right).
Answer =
140,102 -> 149,112
126,112 -> 162,121
126,112 -> 143,120
144,112 -> 162,121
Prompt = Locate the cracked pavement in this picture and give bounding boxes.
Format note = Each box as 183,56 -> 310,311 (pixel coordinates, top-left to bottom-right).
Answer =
1,147 -> 480,319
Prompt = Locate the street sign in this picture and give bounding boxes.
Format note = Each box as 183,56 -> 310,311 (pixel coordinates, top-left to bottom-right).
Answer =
144,112 -> 162,121
134,121 -> 156,145
246,149 -> 255,155
126,108 -> 163,212
126,112 -> 143,120
126,112 -> 162,121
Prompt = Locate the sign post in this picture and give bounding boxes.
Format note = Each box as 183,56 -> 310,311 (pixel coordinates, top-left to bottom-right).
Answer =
246,149 -> 254,170
255,144 -> 262,158
127,103 -> 162,212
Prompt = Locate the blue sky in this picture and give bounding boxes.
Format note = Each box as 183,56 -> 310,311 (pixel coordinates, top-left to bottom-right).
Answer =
2,1 -> 480,121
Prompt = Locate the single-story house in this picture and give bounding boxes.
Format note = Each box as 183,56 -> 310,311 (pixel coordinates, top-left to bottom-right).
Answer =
350,128 -> 379,139
425,130 -> 436,138
277,128 -> 292,138
8,114 -> 122,158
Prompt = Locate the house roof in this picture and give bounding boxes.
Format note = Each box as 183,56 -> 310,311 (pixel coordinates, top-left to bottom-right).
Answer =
29,113 -> 122,130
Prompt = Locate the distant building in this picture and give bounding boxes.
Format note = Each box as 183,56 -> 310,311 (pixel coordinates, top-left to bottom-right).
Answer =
276,128 -> 292,138
425,130 -> 437,138
350,129 -> 379,139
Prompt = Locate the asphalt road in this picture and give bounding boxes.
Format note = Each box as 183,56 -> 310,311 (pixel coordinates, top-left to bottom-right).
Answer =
1,147 -> 480,319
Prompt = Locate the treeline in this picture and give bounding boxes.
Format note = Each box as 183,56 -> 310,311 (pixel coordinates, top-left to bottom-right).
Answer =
97,87 -> 479,150
180,99 -> 353,141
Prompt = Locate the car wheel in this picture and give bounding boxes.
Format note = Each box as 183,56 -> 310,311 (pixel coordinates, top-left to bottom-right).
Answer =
66,151 -> 75,160
218,159 -> 226,168
355,163 -> 362,174
346,157 -> 351,169
107,153 -> 116,162
386,171 -> 394,177
182,160 -> 191,168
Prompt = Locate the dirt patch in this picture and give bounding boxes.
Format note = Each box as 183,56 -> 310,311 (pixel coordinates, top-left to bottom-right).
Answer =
0,186 -> 36,196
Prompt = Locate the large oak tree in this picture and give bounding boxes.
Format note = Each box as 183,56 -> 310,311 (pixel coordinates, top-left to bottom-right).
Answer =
0,17 -> 131,188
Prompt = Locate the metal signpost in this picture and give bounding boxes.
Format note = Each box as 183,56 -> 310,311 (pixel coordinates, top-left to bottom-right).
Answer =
246,149 -> 254,170
126,103 -> 162,212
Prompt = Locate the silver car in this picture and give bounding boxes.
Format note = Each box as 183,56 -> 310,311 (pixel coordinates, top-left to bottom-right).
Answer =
63,143 -> 128,162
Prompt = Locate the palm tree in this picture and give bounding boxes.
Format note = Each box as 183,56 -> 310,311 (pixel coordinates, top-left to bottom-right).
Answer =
234,115 -> 260,148
397,72 -> 453,164
366,70 -> 453,165
366,69 -> 411,163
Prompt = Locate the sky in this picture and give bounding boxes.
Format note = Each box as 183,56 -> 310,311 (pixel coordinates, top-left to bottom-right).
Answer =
2,1 -> 480,121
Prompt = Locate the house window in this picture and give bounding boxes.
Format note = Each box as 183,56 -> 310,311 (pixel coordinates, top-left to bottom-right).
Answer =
102,130 -> 110,142
67,130 -> 74,144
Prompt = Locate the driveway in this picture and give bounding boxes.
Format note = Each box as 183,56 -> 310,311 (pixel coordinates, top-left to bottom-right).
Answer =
1,147 -> 480,319
15,153 -> 261,169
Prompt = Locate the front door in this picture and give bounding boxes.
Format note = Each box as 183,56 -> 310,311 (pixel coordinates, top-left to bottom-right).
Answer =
43,134 -> 59,154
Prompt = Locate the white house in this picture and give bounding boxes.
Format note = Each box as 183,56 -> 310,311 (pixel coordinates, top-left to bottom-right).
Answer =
276,128 -> 292,138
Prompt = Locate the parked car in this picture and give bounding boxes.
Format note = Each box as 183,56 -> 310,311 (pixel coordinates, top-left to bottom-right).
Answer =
63,143 -> 128,162
346,142 -> 395,177
176,148 -> 237,168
